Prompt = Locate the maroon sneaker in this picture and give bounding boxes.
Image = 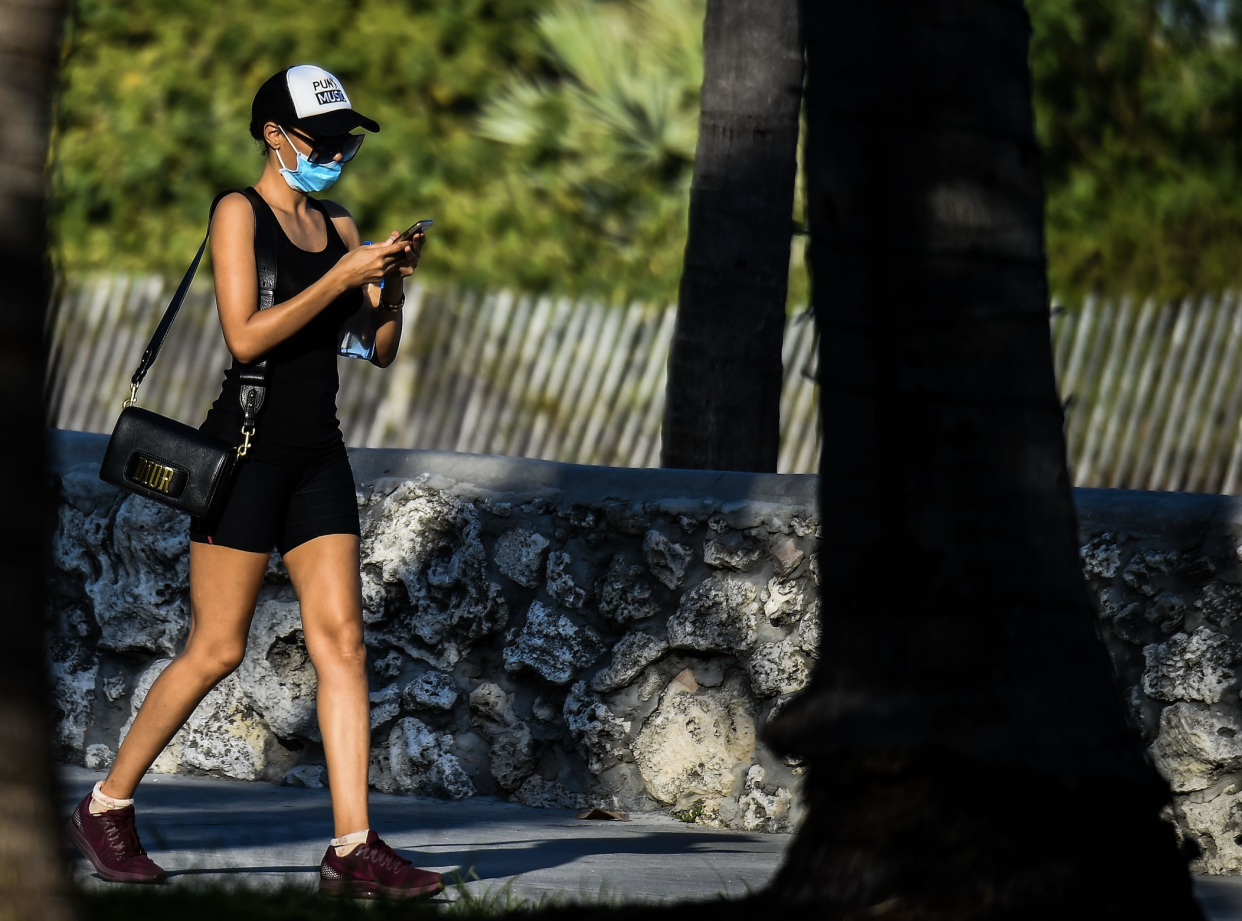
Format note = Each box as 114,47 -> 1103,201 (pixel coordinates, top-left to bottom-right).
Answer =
66,791 -> 167,883
319,830 -> 443,899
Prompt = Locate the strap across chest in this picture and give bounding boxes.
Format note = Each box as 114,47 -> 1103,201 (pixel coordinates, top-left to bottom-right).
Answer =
126,186 -> 277,457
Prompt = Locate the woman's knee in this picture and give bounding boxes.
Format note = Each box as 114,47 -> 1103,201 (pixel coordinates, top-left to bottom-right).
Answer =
182,638 -> 248,679
308,620 -> 366,670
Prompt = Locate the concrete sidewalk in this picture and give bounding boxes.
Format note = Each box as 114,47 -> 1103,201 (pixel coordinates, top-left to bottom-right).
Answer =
60,766 -> 1242,917
60,766 -> 782,906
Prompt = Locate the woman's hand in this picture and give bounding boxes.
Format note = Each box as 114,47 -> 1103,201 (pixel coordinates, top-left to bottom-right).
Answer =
382,230 -> 423,284
331,238 -> 409,291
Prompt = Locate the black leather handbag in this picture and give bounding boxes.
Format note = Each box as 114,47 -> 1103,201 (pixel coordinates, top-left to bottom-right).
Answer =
99,187 -> 278,517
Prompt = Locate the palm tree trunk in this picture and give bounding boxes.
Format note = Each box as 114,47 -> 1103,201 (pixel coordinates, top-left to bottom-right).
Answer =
661,0 -> 803,473
764,1 -> 1202,915
0,1 -> 76,919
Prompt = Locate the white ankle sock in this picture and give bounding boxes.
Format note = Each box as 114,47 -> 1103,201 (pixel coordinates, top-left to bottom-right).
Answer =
88,780 -> 134,815
331,828 -> 370,857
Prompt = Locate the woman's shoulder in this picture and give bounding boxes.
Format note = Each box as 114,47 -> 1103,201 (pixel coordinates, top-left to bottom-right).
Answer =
317,198 -> 353,220
317,199 -> 359,247
210,191 -> 256,233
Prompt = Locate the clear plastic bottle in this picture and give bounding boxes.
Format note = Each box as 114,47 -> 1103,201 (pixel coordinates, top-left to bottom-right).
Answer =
337,241 -> 378,360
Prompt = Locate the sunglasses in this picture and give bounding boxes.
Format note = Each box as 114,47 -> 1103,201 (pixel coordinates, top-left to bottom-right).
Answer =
285,126 -> 364,164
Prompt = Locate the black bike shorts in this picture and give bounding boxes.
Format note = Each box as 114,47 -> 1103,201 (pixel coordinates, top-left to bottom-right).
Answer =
189,454 -> 361,556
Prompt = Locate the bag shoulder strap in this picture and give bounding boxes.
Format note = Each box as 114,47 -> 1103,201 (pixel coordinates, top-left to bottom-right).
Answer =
234,187 -> 279,434
239,186 -> 278,317
126,187 -> 279,430
128,189 -> 236,394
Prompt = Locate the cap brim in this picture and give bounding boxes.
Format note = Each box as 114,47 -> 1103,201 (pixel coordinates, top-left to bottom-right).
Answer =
293,109 -> 380,135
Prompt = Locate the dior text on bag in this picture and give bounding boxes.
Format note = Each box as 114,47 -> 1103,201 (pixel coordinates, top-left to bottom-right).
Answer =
99,188 -> 278,517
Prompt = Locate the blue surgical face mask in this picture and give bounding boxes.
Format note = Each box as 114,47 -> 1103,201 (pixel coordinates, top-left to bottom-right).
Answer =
277,127 -> 341,193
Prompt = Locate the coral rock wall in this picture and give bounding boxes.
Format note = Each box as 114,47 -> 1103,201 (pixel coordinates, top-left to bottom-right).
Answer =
47,432 -> 818,833
55,434 -> 1242,858
1078,488 -> 1242,874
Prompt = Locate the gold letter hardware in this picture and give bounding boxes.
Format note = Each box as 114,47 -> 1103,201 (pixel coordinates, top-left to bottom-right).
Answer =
132,458 -> 175,494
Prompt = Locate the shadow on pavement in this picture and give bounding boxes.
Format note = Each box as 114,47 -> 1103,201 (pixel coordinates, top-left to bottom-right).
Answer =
400,831 -> 769,883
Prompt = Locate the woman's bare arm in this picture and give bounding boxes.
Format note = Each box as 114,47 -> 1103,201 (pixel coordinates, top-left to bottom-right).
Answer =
210,193 -> 406,364
322,200 -> 410,369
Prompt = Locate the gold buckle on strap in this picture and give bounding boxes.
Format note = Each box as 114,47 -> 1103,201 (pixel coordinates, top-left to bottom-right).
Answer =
236,424 -> 255,458
123,383 -> 139,408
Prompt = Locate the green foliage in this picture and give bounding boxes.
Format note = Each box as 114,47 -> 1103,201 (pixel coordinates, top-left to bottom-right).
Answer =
60,0 -> 1242,307
476,0 -> 704,301
52,0 -> 814,307
1030,0 -> 1242,302
672,800 -> 705,823
52,0 -> 544,289
50,0 -> 704,304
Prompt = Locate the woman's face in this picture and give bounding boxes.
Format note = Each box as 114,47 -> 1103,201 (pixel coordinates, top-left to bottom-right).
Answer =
264,122 -> 359,169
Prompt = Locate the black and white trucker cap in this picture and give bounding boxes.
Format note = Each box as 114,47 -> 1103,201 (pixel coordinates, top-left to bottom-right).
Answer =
250,65 -> 380,138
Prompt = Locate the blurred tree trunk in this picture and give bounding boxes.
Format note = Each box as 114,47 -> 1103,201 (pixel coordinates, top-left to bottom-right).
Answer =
763,1 -> 1203,916
0,1 -> 76,920
661,0 -> 803,473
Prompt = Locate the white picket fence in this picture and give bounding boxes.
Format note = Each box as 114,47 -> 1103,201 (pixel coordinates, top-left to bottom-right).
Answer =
1053,294 -> 1242,494
50,277 -> 1242,490
44,274 -> 823,472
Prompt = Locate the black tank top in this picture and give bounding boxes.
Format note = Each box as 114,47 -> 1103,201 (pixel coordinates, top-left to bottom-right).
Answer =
200,192 -> 361,465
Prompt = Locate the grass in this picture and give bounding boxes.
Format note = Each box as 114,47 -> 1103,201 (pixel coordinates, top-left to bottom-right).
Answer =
671,802 -> 705,824
78,868 -> 629,920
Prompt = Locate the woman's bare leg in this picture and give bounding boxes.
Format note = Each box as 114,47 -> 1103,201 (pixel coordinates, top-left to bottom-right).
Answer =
283,533 -> 370,838
100,542 -> 270,800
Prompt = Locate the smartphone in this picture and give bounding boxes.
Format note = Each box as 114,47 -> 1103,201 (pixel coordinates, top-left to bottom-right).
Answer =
396,219 -> 433,244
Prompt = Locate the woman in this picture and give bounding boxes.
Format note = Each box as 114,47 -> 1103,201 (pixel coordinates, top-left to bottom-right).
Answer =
67,65 -> 443,900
